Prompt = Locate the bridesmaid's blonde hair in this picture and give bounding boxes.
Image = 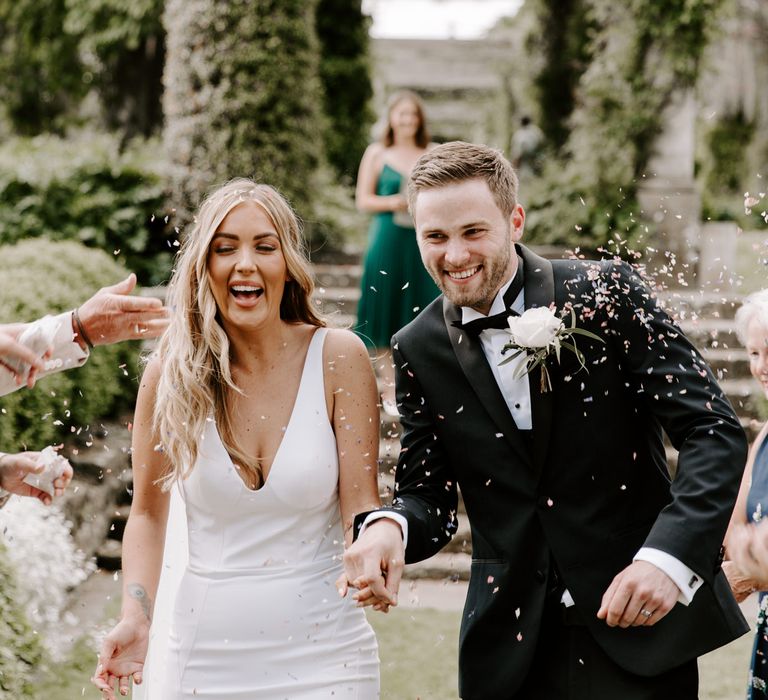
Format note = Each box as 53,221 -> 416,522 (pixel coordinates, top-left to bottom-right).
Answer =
153,178 -> 324,489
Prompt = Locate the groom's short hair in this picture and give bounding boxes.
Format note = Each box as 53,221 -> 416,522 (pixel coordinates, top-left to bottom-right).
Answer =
407,141 -> 519,218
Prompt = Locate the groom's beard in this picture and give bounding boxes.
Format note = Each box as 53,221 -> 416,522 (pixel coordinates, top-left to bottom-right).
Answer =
430,237 -> 513,311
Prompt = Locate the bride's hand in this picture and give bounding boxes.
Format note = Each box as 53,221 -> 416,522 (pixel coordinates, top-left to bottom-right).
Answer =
92,617 -> 149,699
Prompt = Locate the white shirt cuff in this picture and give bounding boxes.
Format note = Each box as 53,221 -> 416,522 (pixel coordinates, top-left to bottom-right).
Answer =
48,312 -> 88,369
634,547 -> 703,605
360,512 -> 409,550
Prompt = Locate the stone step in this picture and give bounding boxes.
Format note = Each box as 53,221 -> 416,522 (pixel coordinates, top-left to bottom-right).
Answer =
95,538 -> 123,571
323,312 -> 357,330
313,286 -> 361,316
107,505 -> 131,541
403,552 -> 471,581
744,416 -> 766,443
679,318 -> 740,350
378,438 -> 400,475
660,290 -> 743,322
443,513 -> 472,554
380,414 -> 403,441
313,263 -> 363,290
704,347 -> 751,380
721,378 -> 763,419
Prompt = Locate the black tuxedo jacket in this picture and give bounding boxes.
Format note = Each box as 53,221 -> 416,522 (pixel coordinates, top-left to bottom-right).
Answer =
367,245 -> 748,699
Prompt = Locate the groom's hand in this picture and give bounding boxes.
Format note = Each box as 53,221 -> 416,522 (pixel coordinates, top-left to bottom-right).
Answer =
338,519 -> 404,611
596,560 -> 680,628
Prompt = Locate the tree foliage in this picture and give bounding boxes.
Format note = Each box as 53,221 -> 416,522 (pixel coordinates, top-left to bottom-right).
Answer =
523,0 -> 722,250
0,544 -> 43,697
0,0 -> 164,137
0,133 -> 174,286
0,239 -> 141,450
163,0 -> 324,219
0,0 -> 84,134
65,0 -> 165,139
316,0 -> 374,182
530,0 -> 594,150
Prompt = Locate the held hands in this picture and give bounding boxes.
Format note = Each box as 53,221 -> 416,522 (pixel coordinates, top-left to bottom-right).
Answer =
597,560 -> 680,628
92,617 -> 149,699
337,519 -> 405,613
76,273 -> 169,347
0,451 -> 72,505
728,522 -> 768,588
722,559 -> 758,603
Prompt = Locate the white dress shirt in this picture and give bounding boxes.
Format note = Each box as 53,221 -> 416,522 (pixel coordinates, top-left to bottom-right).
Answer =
364,274 -> 702,605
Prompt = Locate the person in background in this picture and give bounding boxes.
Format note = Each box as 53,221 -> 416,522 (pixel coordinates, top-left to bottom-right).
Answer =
723,289 -> 768,699
355,90 -> 440,413
510,115 -> 544,179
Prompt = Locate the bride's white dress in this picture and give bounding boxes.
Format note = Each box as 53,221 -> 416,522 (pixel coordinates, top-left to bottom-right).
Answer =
135,328 -> 379,698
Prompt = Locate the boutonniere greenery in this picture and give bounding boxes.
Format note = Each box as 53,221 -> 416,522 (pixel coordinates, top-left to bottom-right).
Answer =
499,306 -> 604,392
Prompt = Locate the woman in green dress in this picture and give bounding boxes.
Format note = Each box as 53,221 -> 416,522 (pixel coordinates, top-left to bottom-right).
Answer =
355,91 -> 440,413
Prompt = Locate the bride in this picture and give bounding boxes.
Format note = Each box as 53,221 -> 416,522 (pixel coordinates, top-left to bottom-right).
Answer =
92,180 -> 382,699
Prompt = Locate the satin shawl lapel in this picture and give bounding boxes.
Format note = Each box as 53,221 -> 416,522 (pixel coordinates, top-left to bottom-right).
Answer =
519,244 -> 555,473
443,294 -> 533,469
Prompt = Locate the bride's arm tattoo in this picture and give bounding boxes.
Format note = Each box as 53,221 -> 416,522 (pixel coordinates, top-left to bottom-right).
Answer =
127,583 -> 153,622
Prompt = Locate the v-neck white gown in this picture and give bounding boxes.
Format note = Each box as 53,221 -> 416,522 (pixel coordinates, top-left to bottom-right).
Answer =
155,329 -> 379,698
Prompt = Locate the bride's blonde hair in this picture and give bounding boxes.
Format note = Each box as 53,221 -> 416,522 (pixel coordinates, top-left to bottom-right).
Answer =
153,179 -> 324,489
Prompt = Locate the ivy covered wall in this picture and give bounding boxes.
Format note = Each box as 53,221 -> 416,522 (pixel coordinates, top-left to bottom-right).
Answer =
516,0 -> 722,250
163,0 -> 324,219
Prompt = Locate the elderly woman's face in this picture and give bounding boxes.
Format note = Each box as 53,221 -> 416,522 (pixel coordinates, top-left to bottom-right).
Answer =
746,316 -> 768,398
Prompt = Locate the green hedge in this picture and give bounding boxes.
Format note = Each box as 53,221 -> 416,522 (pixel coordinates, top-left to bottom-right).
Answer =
163,0 -> 324,221
0,239 -> 141,450
0,544 -> 43,696
0,133 -> 175,286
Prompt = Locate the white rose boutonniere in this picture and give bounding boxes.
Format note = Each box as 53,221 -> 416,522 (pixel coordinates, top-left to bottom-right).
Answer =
500,306 -> 604,392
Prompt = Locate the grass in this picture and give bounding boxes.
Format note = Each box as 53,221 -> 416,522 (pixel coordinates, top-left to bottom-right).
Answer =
33,636 -> 104,699
369,607 -> 460,699
371,607 -> 756,700
36,602 -> 754,700
700,631 -> 753,700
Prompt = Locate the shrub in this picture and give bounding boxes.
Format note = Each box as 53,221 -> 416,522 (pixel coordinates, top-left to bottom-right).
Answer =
0,499 -> 94,659
0,132 -> 175,286
163,0 -> 324,221
316,0 -> 374,183
0,543 -> 43,697
0,239 -> 142,450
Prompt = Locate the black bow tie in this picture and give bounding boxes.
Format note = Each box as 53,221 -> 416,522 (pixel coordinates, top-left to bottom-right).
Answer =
452,256 -> 524,338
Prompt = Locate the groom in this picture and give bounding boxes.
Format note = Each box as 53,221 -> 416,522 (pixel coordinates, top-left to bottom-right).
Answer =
342,142 -> 749,699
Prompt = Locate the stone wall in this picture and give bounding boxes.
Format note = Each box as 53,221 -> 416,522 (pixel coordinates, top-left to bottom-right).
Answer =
370,37 -> 514,150
59,423 -> 131,559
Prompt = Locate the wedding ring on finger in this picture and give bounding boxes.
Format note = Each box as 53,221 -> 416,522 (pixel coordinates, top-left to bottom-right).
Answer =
640,608 -> 653,618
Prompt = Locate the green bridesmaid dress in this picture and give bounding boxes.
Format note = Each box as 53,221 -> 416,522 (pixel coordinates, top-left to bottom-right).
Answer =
355,163 -> 440,348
